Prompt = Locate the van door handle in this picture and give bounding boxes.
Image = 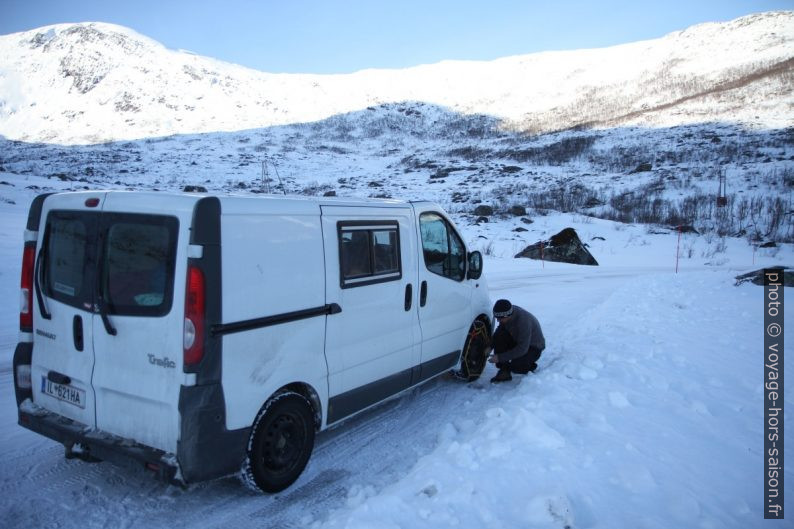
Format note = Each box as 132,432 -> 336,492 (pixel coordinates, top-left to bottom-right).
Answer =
420,281 -> 427,307
73,315 -> 84,352
48,371 -> 71,385
404,284 -> 412,311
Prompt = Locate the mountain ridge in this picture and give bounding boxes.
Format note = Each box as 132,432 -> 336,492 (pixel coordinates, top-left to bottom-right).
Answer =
1,11 -> 792,144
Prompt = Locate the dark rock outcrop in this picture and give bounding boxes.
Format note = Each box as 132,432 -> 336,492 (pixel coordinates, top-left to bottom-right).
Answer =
515,227 -> 598,266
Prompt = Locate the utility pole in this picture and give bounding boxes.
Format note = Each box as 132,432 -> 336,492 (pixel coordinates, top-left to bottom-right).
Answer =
261,161 -> 270,193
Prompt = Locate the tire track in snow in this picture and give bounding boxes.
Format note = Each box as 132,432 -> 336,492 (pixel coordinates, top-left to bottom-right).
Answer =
2,369 -> 500,529
182,375 -> 477,529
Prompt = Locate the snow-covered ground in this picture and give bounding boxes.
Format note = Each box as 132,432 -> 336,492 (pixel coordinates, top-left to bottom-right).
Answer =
0,173 -> 791,528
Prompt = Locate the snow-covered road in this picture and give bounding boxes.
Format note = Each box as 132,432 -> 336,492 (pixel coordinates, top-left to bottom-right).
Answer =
0,366 -> 482,529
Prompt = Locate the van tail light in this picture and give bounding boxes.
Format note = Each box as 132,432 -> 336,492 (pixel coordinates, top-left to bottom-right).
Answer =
20,243 -> 35,331
183,265 -> 206,367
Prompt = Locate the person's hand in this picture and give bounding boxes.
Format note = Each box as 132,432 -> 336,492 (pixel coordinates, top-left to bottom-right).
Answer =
488,354 -> 498,363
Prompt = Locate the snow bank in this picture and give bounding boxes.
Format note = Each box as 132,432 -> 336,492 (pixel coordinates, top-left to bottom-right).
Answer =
317,269 -> 792,529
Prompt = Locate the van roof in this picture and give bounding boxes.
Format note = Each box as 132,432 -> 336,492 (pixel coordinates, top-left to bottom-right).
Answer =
46,190 -> 435,214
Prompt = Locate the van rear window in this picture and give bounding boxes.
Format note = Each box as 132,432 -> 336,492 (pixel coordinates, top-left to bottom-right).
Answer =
42,211 -> 178,316
102,215 -> 178,317
44,213 -> 92,307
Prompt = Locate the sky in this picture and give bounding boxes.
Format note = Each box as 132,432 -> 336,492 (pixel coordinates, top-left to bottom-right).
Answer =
1,0 -> 793,74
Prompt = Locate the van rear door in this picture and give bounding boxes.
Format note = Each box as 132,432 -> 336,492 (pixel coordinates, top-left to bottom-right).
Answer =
90,193 -> 189,453
31,193 -> 103,429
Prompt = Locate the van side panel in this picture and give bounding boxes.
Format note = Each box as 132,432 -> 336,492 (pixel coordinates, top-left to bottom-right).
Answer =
320,206 -> 421,423
219,207 -> 328,431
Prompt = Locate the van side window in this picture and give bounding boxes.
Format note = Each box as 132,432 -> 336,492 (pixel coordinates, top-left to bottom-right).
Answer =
338,222 -> 401,288
419,212 -> 466,282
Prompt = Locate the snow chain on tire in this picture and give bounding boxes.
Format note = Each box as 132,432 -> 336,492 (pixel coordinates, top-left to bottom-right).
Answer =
459,320 -> 490,381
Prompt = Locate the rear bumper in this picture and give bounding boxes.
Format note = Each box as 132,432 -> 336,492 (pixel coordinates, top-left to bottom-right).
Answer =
15,338 -> 249,486
17,399 -> 182,485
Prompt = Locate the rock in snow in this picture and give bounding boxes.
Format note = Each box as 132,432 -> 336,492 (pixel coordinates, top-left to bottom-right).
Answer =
515,227 -> 599,266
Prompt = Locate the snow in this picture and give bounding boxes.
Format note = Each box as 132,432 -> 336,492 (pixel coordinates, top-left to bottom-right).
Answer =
0,172 -> 791,528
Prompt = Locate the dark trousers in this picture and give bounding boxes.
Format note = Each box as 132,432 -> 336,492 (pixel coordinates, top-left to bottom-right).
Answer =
492,325 -> 543,374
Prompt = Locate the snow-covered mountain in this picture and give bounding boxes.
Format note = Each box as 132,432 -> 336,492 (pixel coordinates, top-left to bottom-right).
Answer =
0,12 -> 792,245
0,11 -> 792,144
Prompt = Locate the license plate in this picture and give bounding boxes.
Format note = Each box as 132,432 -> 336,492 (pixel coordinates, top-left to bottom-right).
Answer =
41,376 -> 86,409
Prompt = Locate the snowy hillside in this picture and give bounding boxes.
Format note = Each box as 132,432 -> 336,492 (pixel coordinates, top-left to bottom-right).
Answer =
0,11 -> 792,144
0,12 -> 792,245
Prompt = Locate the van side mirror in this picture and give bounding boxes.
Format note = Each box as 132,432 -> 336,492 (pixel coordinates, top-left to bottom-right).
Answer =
467,251 -> 483,280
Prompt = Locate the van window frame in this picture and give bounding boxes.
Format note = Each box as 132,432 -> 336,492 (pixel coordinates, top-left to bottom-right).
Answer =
337,220 -> 402,289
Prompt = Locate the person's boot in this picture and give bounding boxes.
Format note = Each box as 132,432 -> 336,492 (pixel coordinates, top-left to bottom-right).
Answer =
490,368 -> 512,383
529,362 -> 538,373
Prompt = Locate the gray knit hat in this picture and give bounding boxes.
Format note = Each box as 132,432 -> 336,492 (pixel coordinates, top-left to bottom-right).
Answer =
493,299 -> 513,318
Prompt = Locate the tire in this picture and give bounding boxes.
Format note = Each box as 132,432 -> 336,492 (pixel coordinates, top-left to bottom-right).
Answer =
459,320 -> 490,381
241,392 -> 316,493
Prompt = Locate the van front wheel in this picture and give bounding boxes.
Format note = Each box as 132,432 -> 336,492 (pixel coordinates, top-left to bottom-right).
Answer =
242,392 -> 315,493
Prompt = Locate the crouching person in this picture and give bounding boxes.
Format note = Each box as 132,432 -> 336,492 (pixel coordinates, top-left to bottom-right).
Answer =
488,299 -> 545,383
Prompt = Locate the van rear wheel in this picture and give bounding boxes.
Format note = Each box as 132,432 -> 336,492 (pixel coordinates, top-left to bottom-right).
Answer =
242,392 -> 315,493
459,320 -> 490,381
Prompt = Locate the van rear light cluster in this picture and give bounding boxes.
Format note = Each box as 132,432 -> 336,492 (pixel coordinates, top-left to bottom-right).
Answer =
20,243 -> 35,331
183,265 -> 206,367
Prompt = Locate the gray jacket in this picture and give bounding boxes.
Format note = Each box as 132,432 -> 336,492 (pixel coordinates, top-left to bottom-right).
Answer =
497,305 -> 545,362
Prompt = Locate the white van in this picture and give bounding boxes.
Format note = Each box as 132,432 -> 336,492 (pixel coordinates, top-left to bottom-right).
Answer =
13,191 -> 492,493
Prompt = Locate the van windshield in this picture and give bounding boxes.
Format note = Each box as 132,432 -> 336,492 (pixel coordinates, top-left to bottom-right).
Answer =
43,211 -> 178,317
